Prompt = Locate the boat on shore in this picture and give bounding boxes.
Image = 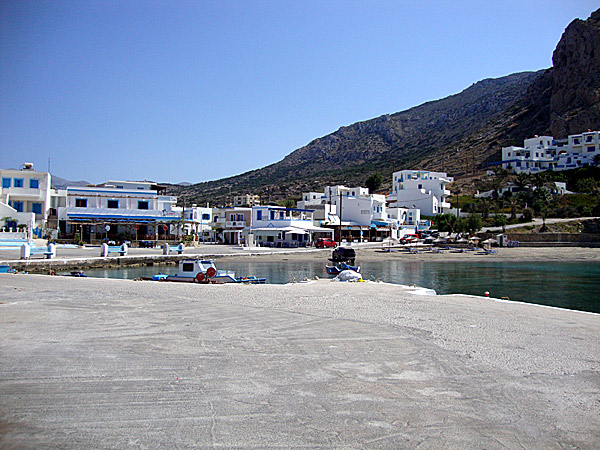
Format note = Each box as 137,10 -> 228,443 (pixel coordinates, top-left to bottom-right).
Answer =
325,262 -> 361,275
147,259 -> 266,284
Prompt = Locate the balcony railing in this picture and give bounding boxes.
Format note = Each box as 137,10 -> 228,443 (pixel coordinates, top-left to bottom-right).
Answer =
225,221 -> 246,228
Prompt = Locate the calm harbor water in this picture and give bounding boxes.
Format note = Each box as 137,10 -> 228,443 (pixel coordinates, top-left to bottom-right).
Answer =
76,259 -> 600,314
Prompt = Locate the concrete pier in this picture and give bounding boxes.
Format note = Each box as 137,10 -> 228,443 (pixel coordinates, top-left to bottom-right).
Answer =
0,274 -> 598,448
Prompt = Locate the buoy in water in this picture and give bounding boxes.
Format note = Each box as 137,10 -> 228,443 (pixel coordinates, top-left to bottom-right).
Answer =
484,291 -> 490,297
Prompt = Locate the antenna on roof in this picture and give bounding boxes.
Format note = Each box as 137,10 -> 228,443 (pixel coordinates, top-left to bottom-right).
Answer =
48,157 -> 51,173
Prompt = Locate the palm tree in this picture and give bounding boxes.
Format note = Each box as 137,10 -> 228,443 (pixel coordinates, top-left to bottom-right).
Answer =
508,197 -> 519,221
477,197 -> 492,219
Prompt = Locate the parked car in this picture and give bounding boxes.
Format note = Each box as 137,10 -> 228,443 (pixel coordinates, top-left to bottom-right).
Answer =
315,238 -> 337,248
331,246 -> 356,263
399,234 -> 419,244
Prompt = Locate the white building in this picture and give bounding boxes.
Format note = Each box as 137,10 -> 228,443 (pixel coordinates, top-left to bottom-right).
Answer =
57,180 -> 179,242
0,163 -> 52,235
500,131 -> 600,174
178,206 -> 213,241
299,185 -> 414,241
210,207 -> 252,245
387,170 -> 453,216
233,194 -> 261,207
242,206 -> 333,247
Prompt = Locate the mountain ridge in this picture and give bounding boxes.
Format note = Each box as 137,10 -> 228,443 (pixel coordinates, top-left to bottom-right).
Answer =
168,8 -> 600,205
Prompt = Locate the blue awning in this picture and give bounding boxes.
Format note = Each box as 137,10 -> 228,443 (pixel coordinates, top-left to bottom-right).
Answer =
371,220 -> 392,227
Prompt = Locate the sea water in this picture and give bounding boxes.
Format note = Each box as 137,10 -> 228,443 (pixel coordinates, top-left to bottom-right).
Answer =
76,259 -> 600,313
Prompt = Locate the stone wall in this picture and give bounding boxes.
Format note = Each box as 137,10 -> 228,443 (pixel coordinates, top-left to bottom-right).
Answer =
479,232 -> 600,247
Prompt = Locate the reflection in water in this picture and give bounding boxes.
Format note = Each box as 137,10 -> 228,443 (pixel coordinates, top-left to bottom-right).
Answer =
78,259 -> 600,313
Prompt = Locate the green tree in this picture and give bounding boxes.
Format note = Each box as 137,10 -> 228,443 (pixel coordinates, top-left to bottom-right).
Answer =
477,197 -> 492,219
490,170 -> 508,200
465,214 -> 483,234
454,217 -> 467,234
507,197 -> 519,220
532,186 -> 553,231
494,213 -> 508,232
435,213 -> 457,232
365,172 -> 384,193
574,178 -> 598,193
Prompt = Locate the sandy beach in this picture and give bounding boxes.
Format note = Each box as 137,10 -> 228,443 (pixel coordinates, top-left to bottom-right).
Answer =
219,245 -> 600,264
0,273 -> 598,448
3,243 -> 600,272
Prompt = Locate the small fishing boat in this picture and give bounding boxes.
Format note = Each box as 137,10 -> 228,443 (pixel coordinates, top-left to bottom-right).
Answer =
325,261 -> 361,275
151,259 -> 266,284
69,270 -> 87,277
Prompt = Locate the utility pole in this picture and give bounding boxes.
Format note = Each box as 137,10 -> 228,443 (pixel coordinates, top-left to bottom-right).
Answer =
181,196 -> 186,241
338,191 -> 342,244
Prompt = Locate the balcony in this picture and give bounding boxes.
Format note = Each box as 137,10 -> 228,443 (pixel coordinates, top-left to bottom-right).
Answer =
226,221 -> 246,228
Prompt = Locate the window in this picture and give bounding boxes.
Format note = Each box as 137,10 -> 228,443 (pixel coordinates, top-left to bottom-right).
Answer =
256,210 -> 262,220
32,203 -> 42,214
2,178 -> 10,188
230,214 -> 236,221
10,201 -> 23,212
29,179 -> 39,189
75,198 -> 87,208
202,213 -> 210,221
586,135 -> 593,143
182,263 -> 194,272
270,210 -> 275,220
13,178 -> 23,188
138,201 -> 149,210
107,200 -> 119,209
237,214 -> 244,221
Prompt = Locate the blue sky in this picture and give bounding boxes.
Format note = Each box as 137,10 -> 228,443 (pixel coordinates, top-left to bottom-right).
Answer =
1,1 -> 597,185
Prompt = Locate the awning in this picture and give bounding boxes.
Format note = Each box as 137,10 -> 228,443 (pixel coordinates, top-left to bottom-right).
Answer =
246,225 -> 333,235
371,219 -> 394,227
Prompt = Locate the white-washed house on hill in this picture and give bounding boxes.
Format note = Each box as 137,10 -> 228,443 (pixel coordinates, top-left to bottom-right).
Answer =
500,131 -> 600,174
387,170 -> 453,216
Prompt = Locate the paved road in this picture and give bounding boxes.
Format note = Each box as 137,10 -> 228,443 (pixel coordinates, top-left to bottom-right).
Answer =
0,275 -> 598,449
482,216 -> 599,233
0,242 -> 383,264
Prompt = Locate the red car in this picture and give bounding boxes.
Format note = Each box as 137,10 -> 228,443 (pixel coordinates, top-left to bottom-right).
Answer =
315,238 -> 337,248
399,234 -> 419,244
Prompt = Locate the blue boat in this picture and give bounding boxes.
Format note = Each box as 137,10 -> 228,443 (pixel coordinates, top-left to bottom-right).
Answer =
153,259 -> 266,284
325,262 -> 361,275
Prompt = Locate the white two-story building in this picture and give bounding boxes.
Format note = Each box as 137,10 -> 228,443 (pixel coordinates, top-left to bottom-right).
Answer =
177,205 -> 213,242
298,184 -> 419,241
57,180 -> 179,242
0,163 -> 52,236
242,205 -> 333,247
210,207 -> 252,245
387,170 -> 453,216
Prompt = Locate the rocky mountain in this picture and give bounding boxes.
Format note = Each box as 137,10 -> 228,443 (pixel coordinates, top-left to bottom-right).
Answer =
50,175 -> 90,190
172,9 -> 600,205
